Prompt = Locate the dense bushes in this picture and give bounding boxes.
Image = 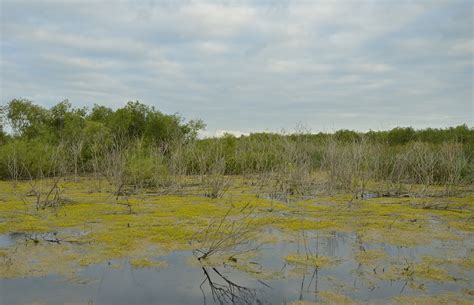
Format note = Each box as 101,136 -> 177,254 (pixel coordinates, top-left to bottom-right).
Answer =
0,99 -> 203,179
0,139 -> 57,179
320,139 -> 472,196
0,99 -> 472,197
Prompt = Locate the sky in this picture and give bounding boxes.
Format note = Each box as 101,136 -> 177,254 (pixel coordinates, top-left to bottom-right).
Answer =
0,0 -> 473,136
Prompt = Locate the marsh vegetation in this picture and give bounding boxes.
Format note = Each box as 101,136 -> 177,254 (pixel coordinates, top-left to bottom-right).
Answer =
0,100 -> 473,304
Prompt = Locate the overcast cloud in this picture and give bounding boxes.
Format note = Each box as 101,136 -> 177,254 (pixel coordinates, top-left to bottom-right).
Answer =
0,0 -> 472,135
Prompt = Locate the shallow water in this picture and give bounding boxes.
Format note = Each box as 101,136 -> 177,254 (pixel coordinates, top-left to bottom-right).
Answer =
1,177 -> 473,304
1,229 -> 472,305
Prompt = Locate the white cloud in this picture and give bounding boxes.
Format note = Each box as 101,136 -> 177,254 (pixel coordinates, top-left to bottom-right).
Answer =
199,129 -> 249,138
1,0 -> 472,131
450,40 -> 474,55
196,41 -> 230,54
179,3 -> 256,38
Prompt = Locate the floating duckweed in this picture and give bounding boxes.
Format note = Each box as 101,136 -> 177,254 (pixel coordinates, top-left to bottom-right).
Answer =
317,291 -> 356,305
0,178 -> 472,282
355,248 -> 387,265
392,294 -> 473,305
382,256 -> 456,283
284,253 -> 337,268
129,258 -> 168,269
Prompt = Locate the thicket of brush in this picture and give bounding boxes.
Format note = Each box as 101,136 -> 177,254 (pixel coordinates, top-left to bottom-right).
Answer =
0,99 -> 472,198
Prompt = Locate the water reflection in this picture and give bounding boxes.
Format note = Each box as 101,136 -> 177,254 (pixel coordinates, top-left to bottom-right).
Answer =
200,266 -> 269,305
1,230 -> 472,305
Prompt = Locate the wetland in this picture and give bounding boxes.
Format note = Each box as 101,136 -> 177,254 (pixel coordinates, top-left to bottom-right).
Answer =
0,100 -> 472,304
0,178 -> 473,305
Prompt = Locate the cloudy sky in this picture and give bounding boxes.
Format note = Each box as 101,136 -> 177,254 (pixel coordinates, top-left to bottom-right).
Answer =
0,0 -> 472,135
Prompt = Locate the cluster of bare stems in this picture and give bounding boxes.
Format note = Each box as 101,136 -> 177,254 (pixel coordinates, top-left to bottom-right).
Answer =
10,142 -> 71,210
192,204 -> 270,304
7,148 -> 21,187
3,127 -> 470,205
321,136 -> 374,198
383,142 -> 468,196
268,134 -> 313,202
100,135 -> 128,197
174,140 -> 231,198
193,205 -> 259,261
231,129 -> 316,202
321,137 -> 469,198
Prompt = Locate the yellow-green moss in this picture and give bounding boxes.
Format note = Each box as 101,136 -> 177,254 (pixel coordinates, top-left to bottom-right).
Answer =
355,248 -> 387,265
129,258 -> 168,269
382,256 -> 457,283
285,253 -> 337,268
0,177 -> 472,281
317,291 -> 356,305
391,294 -> 473,305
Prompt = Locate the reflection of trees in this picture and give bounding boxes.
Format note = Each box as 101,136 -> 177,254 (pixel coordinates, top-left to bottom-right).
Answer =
295,230 -> 321,303
193,206 -> 272,304
298,267 -> 319,302
199,266 -> 270,305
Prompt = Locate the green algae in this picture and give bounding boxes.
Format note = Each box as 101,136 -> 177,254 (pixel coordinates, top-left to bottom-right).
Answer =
379,255 -> 459,284
390,294 -> 474,305
355,248 -> 387,265
286,291 -> 356,305
317,291 -> 356,305
129,258 -> 168,269
285,253 -> 338,268
0,177 -> 472,281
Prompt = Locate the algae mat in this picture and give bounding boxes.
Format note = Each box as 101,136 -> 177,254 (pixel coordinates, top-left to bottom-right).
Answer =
0,179 -> 473,304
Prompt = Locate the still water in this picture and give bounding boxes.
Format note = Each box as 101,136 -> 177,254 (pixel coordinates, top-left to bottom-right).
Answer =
1,229 -> 472,305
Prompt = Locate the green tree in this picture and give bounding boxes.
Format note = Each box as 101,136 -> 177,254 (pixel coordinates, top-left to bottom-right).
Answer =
334,129 -> 361,142
183,119 -> 206,141
6,99 -> 50,138
88,104 -> 113,123
387,127 -> 415,145
108,101 -> 150,138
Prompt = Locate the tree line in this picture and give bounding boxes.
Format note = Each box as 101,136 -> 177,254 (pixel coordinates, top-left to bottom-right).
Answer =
0,99 -> 472,198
